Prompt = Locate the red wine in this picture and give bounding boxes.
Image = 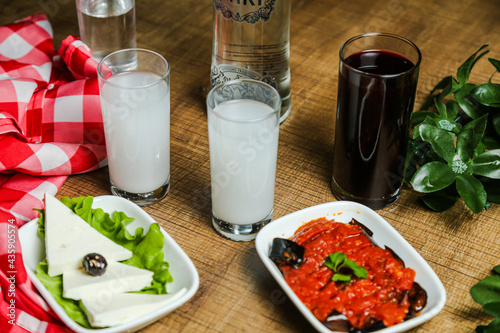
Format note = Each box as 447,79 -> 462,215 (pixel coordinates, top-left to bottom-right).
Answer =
332,49 -> 419,208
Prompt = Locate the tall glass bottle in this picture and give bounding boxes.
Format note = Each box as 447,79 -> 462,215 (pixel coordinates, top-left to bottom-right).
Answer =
211,0 -> 291,123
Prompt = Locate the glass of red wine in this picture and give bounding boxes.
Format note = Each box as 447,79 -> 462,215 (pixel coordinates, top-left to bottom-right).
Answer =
331,33 -> 421,210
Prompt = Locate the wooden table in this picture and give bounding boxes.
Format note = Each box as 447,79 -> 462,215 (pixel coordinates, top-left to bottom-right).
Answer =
2,0 -> 500,331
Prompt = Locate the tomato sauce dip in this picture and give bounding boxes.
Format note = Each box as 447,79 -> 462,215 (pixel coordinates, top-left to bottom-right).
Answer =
277,217 -> 424,331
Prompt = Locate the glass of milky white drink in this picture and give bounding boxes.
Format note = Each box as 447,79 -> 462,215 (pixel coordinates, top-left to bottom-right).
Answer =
97,49 -> 170,206
76,0 -> 136,62
207,79 -> 281,241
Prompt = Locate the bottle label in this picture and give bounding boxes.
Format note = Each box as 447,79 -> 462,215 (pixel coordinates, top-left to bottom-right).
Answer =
211,64 -> 277,89
214,0 -> 276,23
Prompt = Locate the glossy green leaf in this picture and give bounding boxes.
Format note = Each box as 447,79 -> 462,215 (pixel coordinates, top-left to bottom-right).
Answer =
446,100 -> 460,121
457,114 -> 488,162
430,75 -> 454,95
456,174 -> 487,213
419,124 -> 456,163
483,135 -> 500,150
420,189 -> 458,212
493,113 -> 500,137
457,45 -> 489,87
435,98 -> 448,118
494,265 -> 500,275
471,83 -> 500,107
413,116 -> 441,140
404,140 -> 440,182
411,161 -> 456,193
489,58 -> 500,72
411,110 -> 438,124
480,177 -> 500,204
476,318 -> 500,333
455,83 -> 485,119
475,141 -> 487,158
471,275 -> 500,305
472,150 -> 500,179
483,301 -> 500,318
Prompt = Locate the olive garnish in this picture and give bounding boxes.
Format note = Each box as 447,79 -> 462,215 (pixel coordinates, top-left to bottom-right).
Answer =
82,253 -> 107,276
269,238 -> 305,269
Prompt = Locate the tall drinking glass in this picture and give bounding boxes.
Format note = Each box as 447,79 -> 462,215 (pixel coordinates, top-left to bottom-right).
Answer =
76,0 -> 136,62
207,79 -> 281,241
98,49 -> 170,206
331,33 -> 421,209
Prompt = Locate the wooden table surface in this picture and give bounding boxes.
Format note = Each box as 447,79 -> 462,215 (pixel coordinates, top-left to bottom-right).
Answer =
2,0 -> 500,332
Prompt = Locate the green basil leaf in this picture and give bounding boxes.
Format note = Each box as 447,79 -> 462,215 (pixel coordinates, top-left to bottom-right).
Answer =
411,161 -> 456,193
457,45 -> 489,87
483,301 -> 500,317
324,252 -> 367,284
455,83 -> 486,119
343,260 -> 368,279
456,174 -> 487,213
420,189 -> 458,212
457,114 -> 488,162
419,124 -> 456,163
471,150 -> 500,179
324,252 -> 347,271
470,83 -> 500,107
332,274 -> 351,283
489,58 -> 500,72
471,275 -> 500,305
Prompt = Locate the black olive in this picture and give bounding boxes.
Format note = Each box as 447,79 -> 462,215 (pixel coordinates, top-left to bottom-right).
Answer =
269,238 -> 305,269
82,253 -> 107,276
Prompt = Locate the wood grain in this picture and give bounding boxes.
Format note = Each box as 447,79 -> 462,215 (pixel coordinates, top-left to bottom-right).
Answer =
2,0 -> 500,332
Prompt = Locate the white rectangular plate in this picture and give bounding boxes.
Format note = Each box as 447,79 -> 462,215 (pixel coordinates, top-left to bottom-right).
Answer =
255,201 -> 446,333
18,195 -> 199,333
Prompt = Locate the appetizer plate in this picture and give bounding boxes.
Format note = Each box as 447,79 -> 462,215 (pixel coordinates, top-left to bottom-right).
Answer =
18,195 -> 199,333
255,201 -> 446,333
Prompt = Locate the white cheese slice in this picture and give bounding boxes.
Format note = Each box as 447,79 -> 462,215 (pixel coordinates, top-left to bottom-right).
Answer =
81,288 -> 187,327
44,193 -> 132,277
63,261 -> 154,300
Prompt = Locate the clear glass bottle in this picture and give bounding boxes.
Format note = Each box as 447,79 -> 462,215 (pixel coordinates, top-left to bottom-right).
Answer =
211,0 -> 291,123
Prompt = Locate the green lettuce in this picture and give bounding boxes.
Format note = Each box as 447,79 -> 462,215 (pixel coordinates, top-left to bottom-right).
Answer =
35,196 -> 172,328
36,261 -> 92,328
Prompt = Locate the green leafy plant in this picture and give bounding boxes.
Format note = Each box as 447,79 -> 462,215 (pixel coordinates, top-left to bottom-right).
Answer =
470,265 -> 500,332
405,45 -> 500,213
324,252 -> 367,283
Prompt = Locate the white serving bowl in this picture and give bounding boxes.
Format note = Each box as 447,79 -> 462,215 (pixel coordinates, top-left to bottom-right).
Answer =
255,201 -> 446,333
18,195 -> 199,333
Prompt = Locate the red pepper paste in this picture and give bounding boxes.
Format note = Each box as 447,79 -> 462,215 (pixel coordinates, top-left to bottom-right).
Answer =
279,217 -> 416,330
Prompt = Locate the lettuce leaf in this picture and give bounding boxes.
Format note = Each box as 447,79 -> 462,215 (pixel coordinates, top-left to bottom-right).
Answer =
35,196 -> 172,328
35,261 -> 92,329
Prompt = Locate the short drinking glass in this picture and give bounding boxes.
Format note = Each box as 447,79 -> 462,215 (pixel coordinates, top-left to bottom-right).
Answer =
97,48 -> 170,206
331,33 -> 421,209
207,79 -> 281,241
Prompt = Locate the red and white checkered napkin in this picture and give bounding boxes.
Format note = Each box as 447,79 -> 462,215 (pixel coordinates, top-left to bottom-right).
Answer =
1,14 -> 108,332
